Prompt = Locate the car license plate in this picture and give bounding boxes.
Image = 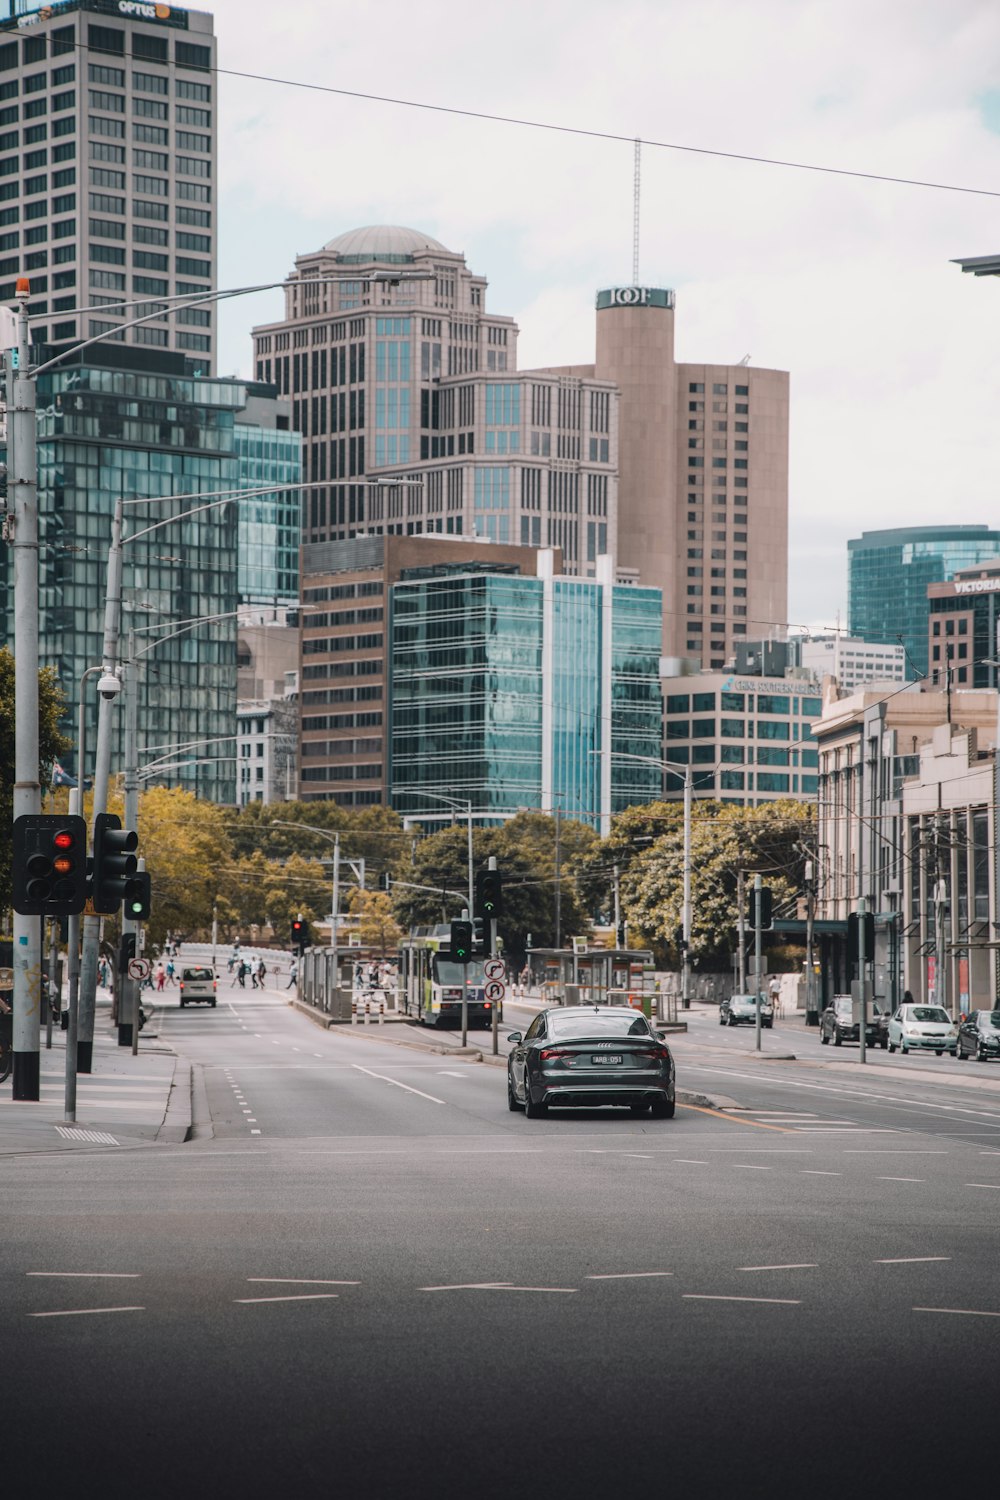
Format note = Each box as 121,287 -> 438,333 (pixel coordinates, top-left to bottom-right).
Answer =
592,1054 -> 622,1065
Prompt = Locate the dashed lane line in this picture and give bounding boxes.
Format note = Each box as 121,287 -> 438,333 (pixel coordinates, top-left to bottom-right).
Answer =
738,1264 -> 818,1272
245,1278 -> 360,1285
235,1294 -> 339,1305
682,1295 -> 801,1305
351,1064 -> 445,1104
28,1306 -> 145,1318
27,1271 -> 140,1278
876,1257 -> 951,1264
587,1272 -> 674,1280
914,1306 -> 1000,1318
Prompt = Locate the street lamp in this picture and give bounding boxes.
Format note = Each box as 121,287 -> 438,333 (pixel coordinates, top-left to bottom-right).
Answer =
395,791 -> 474,916
590,749 -> 693,1010
4,268 -> 433,1098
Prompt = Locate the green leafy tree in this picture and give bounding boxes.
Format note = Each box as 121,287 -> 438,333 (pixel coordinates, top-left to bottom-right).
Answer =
0,647 -> 71,912
621,799 -> 815,967
136,785 -> 234,947
346,888 -> 403,955
390,812 -> 594,961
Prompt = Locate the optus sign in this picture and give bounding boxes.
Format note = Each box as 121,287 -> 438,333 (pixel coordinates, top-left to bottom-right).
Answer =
118,2 -> 174,19
596,286 -> 675,310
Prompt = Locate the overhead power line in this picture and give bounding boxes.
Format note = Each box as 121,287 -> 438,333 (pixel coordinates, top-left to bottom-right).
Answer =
214,64 -> 1000,202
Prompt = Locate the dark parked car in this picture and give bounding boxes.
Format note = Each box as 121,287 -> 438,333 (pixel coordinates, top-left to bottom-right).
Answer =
719,993 -> 773,1028
507,1005 -> 676,1119
955,1009 -> 1000,1062
820,995 -> 887,1048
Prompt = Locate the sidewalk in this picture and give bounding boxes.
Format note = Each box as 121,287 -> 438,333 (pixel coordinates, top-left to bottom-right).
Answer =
0,987 -> 189,1156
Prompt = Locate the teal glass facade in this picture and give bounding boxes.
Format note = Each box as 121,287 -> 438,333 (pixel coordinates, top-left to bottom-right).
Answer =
233,414 -> 302,607
849,526 -> 1000,679
1,346 -> 259,805
389,565 -> 663,827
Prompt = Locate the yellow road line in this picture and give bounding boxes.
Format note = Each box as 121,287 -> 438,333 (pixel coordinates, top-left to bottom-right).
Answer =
677,1102 -> 791,1131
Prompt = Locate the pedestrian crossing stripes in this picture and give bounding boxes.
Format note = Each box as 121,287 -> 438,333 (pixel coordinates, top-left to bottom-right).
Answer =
54,1127 -> 119,1145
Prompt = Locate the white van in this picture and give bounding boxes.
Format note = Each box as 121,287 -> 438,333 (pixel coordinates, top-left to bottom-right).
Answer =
179,965 -> 217,1008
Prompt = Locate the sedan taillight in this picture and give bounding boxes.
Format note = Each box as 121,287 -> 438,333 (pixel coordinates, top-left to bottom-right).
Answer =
539,1048 -> 572,1061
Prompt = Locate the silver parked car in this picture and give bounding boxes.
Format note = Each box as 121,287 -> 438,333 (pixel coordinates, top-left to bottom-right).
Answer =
719,993 -> 773,1029
886,1004 -> 957,1056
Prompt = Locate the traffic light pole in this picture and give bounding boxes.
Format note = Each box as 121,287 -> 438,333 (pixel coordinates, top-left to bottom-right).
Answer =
754,873 -> 764,1053
121,642 -> 140,1051
9,285 -> 42,1100
78,496 -> 124,1074
489,855 -> 499,1056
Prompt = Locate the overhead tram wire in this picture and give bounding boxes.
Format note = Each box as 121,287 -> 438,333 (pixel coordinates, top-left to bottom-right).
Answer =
71,36 -> 1000,203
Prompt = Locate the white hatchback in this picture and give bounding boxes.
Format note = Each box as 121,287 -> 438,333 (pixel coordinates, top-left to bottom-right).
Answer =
886,1004 -> 957,1056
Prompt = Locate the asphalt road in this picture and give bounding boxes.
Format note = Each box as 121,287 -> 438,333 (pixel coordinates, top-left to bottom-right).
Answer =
3,978 -> 999,1500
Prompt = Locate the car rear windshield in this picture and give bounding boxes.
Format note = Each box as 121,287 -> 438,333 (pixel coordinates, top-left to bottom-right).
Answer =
548,1012 -> 653,1039
183,968 -> 213,981
910,1007 -> 949,1023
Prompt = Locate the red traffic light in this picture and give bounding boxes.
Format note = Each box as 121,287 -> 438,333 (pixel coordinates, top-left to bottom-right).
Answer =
53,830 -> 75,850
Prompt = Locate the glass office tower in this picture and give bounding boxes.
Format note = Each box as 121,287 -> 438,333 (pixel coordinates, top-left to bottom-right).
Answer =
1,344 -> 283,805
390,555 -> 662,829
848,526 -> 1000,679
233,392 -> 301,608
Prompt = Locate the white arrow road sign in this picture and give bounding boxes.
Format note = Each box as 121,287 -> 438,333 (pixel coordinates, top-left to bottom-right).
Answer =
128,957 -> 151,981
484,979 -> 506,1003
484,959 -> 505,981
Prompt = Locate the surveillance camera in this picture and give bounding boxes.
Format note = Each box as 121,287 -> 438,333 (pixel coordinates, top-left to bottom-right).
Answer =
98,672 -> 121,701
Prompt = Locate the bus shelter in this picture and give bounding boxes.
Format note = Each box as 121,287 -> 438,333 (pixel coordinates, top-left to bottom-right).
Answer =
521,948 -> 666,1020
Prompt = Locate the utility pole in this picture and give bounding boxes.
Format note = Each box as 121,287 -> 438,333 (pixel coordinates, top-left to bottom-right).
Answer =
78,496 -> 124,1073
120,638 -> 140,1052
753,873 -> 764,1052
7,279 -> 42,1099
554,806 -> 562,949
488,854 -> 499,1058
737,869 -> 747,992
681,766 -> 692,1009
858,894 -> 868,1065
804,858 -> 818,1026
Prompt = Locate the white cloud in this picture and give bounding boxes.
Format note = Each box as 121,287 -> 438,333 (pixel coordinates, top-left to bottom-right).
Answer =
209,0 -> 1000,626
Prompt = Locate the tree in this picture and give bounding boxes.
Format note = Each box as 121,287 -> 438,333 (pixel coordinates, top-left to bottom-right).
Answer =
390,812 -> 595,962
0,647 -> 71,912
621,799 -> 815,967
136,785 -> 234,947
346,888 -> 403,955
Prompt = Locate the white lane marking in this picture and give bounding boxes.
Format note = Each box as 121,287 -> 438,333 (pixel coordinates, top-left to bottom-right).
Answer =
877,1176 -> 925,1183
800,1170 -> 842,1176
682,1295 -> 801,1305
351,1064 -> 445,1104
250,1129 -> 261,1135
624,1153 -> 652,1159
738,1264 -> 818,1272
914,1306 -> 1000,1318
843,1150 -> 949,1155
313,1053 -> 323,1058
587,1272 -> 674,1280
235,1294 -> 339,1305
437,1071 -> 466,1078
246,1278 -> 360,1286
247,1118 -> 257,1123
242,1109 -> 252,1114
965,1182 -> 1000,1190
674,1159 -> 708,1165
28,1306 -> 144,1318
419,1283 -> 577,1294
876,1257 -> 951,1264
27,1271 -> 140,1278
733,1165 -> 771,1171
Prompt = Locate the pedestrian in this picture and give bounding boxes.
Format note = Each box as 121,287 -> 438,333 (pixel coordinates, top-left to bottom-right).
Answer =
237,959 -> 248,989
155,963 -> 166,992
768,974 -> 782,1019
257,957 -> 267,989
165,958 -> 176,986
287,958 -> 298,990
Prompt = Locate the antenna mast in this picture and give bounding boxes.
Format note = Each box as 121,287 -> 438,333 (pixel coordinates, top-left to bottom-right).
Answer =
632,138 -> 641,283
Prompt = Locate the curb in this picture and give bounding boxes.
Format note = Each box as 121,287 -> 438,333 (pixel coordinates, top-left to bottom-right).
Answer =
188,1061 -> 214,1141
157,1057 -> 192,1144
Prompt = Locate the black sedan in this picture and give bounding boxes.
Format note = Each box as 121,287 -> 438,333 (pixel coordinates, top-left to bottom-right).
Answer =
507,1005 -> 675,1119
820,996 -> 887,1048
956,1009 -> 1000,1062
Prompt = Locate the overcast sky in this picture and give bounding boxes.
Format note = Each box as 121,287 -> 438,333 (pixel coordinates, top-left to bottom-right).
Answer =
208,0 -> 1000,630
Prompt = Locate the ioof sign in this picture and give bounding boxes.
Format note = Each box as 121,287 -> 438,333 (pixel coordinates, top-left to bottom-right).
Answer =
483,958 -> 505,981
127,957 -> 151,981
484,979 -> 506,1003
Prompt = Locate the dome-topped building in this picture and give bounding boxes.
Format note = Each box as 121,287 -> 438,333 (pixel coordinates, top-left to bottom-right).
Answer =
322,225 -> 453,262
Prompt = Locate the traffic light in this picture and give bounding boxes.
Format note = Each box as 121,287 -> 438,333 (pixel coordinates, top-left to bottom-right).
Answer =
124,871 -> 152,922
749,885 -> 773,930
847,911 -> 876,965
450,918 -> 474,962
12,814 -> 89,916
118,932 -> 136,976
475,868 -> 503,920
92,813 -> 138,915
291,917 -> 306,953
